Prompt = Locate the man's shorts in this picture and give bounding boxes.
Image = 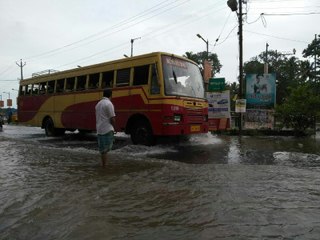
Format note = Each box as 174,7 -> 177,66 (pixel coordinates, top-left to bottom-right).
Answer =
97,131 -> 114,154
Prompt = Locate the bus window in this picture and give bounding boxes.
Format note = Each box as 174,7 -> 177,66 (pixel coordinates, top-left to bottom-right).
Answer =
116,68 -> 130,87
133,65 -> 149,86
88,73 -> 99,89
76,75 -> 87,91
26,84 -> 32,95
48,80 -> 55,94
150,64 -> 160,94
39,82 -> 47,94
66,77 -> 75,92
19,85 -> 26,95
32,83 -> 40,95
101,71 -> 114,88
56,79 -> 64,93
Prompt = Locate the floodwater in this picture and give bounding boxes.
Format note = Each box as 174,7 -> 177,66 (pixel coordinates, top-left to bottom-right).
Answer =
1,125 -> 320,240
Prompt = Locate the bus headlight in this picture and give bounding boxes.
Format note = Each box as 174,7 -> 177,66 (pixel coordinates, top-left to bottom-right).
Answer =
173,114 -> 182,122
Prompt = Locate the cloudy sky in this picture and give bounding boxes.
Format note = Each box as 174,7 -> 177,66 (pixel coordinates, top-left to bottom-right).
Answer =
1,0 -> 319,108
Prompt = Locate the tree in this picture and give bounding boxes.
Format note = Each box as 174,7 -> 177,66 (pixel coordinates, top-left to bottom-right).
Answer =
302,34 -> 320,93
275,85 -> 320,135
183,51 -> 222,77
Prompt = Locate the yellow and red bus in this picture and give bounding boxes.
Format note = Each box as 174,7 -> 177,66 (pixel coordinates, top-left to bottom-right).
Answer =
18,52 -> 208,145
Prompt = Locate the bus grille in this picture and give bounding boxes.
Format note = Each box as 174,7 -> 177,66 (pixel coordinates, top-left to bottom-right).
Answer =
185,108 -> 204,124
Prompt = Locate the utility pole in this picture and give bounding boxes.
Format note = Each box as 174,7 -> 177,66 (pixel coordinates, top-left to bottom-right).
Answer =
264,43 -> 269,74
228,0 -> 244,133
314,34 -> 317,80
16,59 -> 26,80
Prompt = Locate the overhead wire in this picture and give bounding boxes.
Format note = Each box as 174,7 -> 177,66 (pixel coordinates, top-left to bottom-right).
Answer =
55,0 -> 227,69
23,0 -> 190,62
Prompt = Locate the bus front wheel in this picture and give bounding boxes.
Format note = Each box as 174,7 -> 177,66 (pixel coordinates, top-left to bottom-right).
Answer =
45,118 -> 55,136
44,118 -> 65,137
131,121 -> 155,146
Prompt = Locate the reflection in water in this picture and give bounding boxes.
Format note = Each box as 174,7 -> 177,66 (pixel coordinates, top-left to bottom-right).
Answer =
1,126 -> 320,239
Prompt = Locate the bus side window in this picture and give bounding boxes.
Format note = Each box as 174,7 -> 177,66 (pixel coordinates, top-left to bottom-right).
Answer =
116,68 -> 130,87
26,84 -> 32,95
76,75 -> 87,91
48,80 -> 55,94
88,73 -> 99,89
150,64 -> 160,94
39,82 -> 47,94
32,83 -> 39,95
56,79 -> 64,93
101,71 -> 114,88
20,85 -> 26,95
133,65 -> 149,86
66,77 -> 75,92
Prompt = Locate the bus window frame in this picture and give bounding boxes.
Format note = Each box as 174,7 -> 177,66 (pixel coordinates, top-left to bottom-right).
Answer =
101,70 -> 114,89
56,79 -> 65,93
76,75 -> 87,91
116,68 -> 131,87
32,83 -> 40,95
133,64 -> 149,86
88,73 -> 100,90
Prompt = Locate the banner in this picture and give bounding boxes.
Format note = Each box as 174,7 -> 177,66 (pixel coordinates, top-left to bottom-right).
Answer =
7,99 -> 12,107
235,99 -> 246,113
208,78 -> 225,92
246,73 -> 276,109
244,109 -> 274,129
207,90 -> 231,119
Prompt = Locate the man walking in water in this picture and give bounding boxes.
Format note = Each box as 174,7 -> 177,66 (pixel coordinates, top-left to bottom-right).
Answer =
95,88 -> 116,167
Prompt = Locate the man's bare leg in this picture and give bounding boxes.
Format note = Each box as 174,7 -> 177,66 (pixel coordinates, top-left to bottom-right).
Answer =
101,153 -> 108,167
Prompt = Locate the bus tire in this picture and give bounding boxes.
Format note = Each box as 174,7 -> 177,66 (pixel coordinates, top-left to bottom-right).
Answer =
131,120 -> 155,146
44,118 -> 55,137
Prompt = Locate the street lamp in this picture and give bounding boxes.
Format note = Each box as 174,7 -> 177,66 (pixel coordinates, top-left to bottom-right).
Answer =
196,34 -> 209,59
130,37 -> 141,57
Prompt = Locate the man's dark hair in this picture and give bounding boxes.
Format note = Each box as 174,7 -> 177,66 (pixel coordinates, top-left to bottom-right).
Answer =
256,73 -> 264,79
103,88 -> 112,98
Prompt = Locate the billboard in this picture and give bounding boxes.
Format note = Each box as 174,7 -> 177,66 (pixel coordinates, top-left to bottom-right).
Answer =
246,73 -> 276,109
207,90 -> 231,119
245,109 -> 274,129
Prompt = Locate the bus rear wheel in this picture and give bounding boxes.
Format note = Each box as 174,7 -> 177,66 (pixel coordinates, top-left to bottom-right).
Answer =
131,120 -> 155,146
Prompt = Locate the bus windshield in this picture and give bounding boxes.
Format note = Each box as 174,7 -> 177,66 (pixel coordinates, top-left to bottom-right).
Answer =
162,55 -> 205,99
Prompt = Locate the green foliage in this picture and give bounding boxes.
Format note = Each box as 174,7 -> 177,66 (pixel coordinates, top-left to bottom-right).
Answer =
183,51 -> 222,76
275,85 -> 320,135
302,34 -> 320,93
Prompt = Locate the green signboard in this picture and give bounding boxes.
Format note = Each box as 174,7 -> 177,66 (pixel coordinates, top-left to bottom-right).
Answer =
208,78 -> 225,92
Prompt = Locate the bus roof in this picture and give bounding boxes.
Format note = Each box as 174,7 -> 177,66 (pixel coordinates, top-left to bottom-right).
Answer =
20,52 -> 198,84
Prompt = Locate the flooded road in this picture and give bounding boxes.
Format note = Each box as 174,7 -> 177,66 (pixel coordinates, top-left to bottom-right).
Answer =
1,125 -> 320,240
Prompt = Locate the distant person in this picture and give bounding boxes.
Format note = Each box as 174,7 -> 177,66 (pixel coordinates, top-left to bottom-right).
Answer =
7,108 -> 12,124
95,88 -> 116,167
0,114 -> 3,131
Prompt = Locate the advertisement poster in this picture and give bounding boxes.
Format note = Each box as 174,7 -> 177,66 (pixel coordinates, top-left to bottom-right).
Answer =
207,90 -> 231,119
235,99 -> 246,113
246,73 -> 276,109
244,109 -> 274,129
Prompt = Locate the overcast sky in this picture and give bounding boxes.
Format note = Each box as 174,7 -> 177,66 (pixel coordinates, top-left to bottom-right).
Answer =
1,0 -> 319,108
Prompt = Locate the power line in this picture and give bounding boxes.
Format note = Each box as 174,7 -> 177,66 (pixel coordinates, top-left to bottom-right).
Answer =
23,0 -> 191,61
54,0 -> 227,69
263,12 -> 320,16
245,30 -> 309,44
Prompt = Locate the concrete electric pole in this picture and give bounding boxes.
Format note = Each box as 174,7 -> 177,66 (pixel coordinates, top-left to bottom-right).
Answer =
16,59 -> 26,80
